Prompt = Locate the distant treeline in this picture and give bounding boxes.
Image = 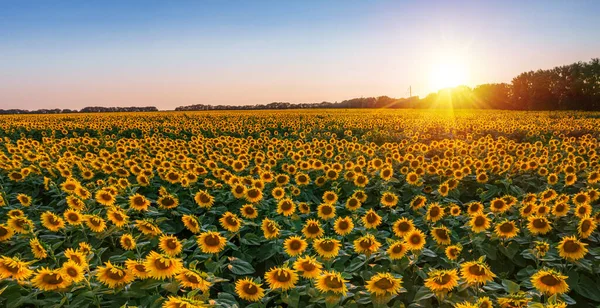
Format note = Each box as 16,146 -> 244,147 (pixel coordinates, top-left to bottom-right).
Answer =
0,106 -> 158,115
175,58 -> 600,111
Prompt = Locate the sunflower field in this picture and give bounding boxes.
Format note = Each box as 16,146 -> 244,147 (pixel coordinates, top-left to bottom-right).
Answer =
0,109 -> 599,308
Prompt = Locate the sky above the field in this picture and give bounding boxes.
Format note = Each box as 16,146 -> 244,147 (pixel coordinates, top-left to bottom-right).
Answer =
1,1 -> 599,110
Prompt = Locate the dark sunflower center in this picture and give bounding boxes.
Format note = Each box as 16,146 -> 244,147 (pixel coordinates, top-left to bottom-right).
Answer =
166,239 -> 178,249
247,190 -> 259,198
244,207 -> 255,215
385,195 -> 394,202
42,273 -> 64,284
235,186 -> 244,194
162,197 -> 175,206
320,241 -> 335,252
367,213 -> 378,223
275,270 -> 291,282
374,278 -> 394,289
439,273 -> 451,284
410,234 -> 421,244
68,213 -> 79,221
321,205 -> 333,215
563,240 -> 581,253
154,259 -> 171,270
0,227 -> 8,236
107,269 -> 126,280
266,223 -> 277,233
475,216 -> 486,226
199,194 -> 210,203
67,268 -> 78,277
135,264 -> 146,272
533,219 -> 547,229
392,244 -> 404,254
289,240 -> 302,250
499,223 -> 514,233
360,239 -> 373,249
337,221 -> 349,230
301,262 -> 316,271
468,264 -> 486,276
492,201 -> 505,209
6,263 -> 20,273
540,275 -> 560,286
324,276 -> 343,289
185,273 -> 199,283
225,216 -> 238,226
101,193 -> 112,201
281,202 -> 292,211
243,283 -> 258,295
134,197 -> 145,206
204,234 -> 221,247
581,220 -> 591,232
307,224 -> 320,234
435,229 -> 448,240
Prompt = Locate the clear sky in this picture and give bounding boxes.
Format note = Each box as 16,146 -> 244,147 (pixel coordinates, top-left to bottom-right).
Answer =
1,1 -> 599,110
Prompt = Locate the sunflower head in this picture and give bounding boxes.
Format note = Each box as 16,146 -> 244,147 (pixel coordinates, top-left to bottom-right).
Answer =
264,267 -> 298,291
531,268 -> 569,295
316,270 -> 348,295
235,277 -> 265,302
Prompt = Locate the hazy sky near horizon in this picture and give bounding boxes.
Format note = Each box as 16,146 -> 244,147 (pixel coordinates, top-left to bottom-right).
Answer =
1,1 -> 599,110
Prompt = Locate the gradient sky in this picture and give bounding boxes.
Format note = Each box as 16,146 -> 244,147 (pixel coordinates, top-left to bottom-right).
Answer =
1,1 -> 599,110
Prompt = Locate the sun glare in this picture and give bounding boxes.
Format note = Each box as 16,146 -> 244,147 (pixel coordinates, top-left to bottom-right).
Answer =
429,53 -> 470,91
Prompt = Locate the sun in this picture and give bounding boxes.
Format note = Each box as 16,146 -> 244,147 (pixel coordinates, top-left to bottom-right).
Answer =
428,54 -> 470,91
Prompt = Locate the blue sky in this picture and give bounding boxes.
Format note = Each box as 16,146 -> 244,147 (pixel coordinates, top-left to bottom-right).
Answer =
1,1 -> 599,110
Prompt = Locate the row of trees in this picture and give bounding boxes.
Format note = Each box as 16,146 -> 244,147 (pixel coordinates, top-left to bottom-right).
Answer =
0,106 -> 158,115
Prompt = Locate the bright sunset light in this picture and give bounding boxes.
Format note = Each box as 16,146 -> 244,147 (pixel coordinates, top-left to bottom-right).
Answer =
429,53 -> 470,91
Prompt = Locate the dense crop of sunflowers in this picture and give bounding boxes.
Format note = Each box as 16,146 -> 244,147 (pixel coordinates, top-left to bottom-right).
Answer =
0,109 -> 599,308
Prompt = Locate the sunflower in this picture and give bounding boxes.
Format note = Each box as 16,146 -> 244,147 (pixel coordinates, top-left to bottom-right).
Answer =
235,277 -> 265,302
353,234 -> 381,255
41,211 -> 65,232
531,269 -> 569,295
345,197 -> 362,211
460,259 -> 496,285
572,191 -> 590,206
261,218 -> 280,239
283,236 -> 308,256
157,195 -> 179,210
30,238 -> 48,259
95,189 -> 116,206
135,219 -> 162,236
17,194 -> 32,207
32,267 -> 72,291
129,193 -> 151,211
431,226 -> 452,246
469,213 -> 491,233
0,256 -> 33,280
578,216 -> 597,238
410,195 -> 427,210
333,216 -> 354,236
476,296 -> 493,308
489,197 -> 510,213
405,229 -> 426,251
245,188 -> 263,203
362,209 -> 382,229
272,187 -> 286,200
527,216 -> 552,235
96,261 -> 134,288
159,235 -> 183,256
298,202 -> 310,214
497,292 -> 532,308
60,178 -> 80,194
557,236 -> 587,261
293,255 -> 323,278
240,204 -> 259,219
392,217 -> 415,237
450,205 -> 462,216
78,242 -> 92,255
302,219 -> 324,238
144,251 -> 183,279
380,192 -> 399,208
7,216 -> 33,234
197,231 -> 227,254
64,248 -> 87,266
125,259 -> 150,279
106,207 -> 129,228
314,238 -> 341,259
61,260 -> 84,282
194,190 -> 214,208
316,270 -> 347,295
316,203 -> 336,220
424,269 -> 459,293
551,202 -> 569,217
66,196 -> 85,211
366,272 -> 403,296
466,202 -> 484,216
182,214 -> 201,233
387,241 -> 408,260
494,220 -> 519,239
406,172 -> 420,185
574,203 -> 592,218
445,245 -> 462,261
276,198 -> 296,216
264,267 -> 298,291
85,215 -> 107,233
0,224 -> 14,242
63,209 -> 83,225
120,234 -> 137,250
219,212 -> 242,232
176,268 -> 211,291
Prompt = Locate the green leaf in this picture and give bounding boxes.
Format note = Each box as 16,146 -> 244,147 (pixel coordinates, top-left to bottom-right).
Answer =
573,274 -> 600,302
502,279 -> 520,294
227,257 -> 255,275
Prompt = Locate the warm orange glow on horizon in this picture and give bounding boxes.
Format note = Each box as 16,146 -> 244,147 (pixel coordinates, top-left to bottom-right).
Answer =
428,50 -> 471,92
